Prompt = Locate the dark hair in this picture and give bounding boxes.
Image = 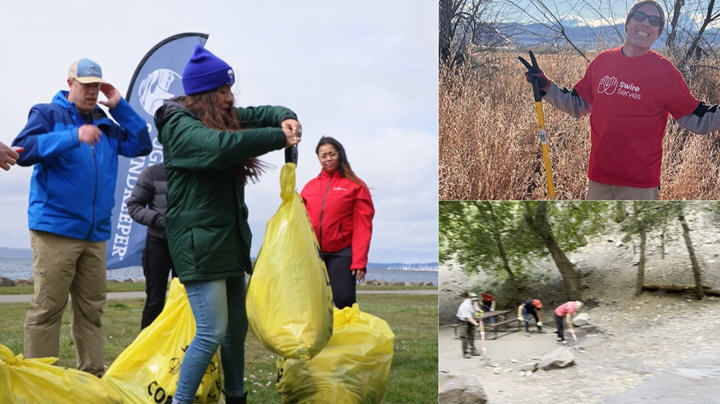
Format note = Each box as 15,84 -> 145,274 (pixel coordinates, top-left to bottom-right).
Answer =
625,0 -> 665,35
181,90 -> 267,184
315,136 -> 366,187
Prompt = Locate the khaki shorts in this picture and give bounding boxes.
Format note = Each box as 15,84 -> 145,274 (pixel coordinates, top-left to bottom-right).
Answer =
586,180 -> 659,200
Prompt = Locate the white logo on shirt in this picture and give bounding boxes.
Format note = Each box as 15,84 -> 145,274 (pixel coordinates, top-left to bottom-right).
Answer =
333,186 -> 347,191
598,75 -> 618,95
597,75 -> 642,100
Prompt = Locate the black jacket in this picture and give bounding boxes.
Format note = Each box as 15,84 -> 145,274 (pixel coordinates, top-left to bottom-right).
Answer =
127,163 -> 168,239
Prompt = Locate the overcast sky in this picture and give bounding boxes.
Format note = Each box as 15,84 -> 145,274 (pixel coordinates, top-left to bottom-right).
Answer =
0,0 -> 438,264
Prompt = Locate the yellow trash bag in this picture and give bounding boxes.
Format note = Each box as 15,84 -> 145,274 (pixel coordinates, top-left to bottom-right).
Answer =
0,343 -> 122,403
246,162 -> 334,360
276,304 -> 395,403
102,278 -> 223,404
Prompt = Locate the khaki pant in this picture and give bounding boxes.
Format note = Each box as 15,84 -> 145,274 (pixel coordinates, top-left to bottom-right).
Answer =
24,230 -> 107,377
586,180 -> 659,200
459,321 -> 476,355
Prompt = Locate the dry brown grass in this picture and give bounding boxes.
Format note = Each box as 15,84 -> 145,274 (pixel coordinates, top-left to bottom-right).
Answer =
439,50 -> 720,200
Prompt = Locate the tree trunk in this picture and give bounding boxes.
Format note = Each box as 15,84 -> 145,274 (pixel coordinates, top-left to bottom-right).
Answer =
488,204 -> 520,296
678,213 -> 704,299
636,223 -> 646,296
613,201 -> 626,223
525,202 -> 582,300
665,0 -> 684,52
494,234 -> 520,296
439,0 -> 452,63
660,227 -> 665,259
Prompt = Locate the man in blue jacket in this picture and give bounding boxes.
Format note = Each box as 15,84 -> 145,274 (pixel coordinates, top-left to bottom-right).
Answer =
12,57 -> 151,377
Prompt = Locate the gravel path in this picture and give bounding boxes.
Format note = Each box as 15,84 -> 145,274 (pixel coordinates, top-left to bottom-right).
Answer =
440,210 -> 720,403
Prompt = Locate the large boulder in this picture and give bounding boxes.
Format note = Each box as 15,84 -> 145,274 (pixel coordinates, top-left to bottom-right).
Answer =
438,372 -> 487,404
573,312 -> 591,327
539,347 -> 575,370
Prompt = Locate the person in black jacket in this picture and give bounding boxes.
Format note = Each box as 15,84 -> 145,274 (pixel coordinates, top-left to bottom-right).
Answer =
127,162 -> 176,329
517,299 -> 543,335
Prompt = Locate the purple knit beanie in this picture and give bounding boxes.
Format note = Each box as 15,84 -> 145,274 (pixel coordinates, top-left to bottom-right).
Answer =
182,45 -> 235,95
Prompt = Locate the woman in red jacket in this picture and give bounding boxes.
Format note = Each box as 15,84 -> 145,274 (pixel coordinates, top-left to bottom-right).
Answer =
301,136 -> 374,308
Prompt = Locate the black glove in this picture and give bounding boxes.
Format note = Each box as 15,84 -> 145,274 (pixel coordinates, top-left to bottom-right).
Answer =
151,214 -> 166,232
518,50 -> 550,99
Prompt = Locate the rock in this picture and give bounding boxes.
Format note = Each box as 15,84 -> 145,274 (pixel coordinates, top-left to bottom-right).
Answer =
0,277 -> 15,287
573,312 -> 591,327
539,347 -> 575,370
438,373 -> 487,404
521,362 -> 538,372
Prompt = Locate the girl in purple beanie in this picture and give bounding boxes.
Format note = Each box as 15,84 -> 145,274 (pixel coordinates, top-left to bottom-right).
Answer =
155,45 -> 302,404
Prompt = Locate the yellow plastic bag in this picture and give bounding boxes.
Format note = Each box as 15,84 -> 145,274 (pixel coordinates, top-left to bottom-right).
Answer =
0,344 -> 122,403
246,162 -> 334,360
102,278 -> 223,404
276,304 -> 395,403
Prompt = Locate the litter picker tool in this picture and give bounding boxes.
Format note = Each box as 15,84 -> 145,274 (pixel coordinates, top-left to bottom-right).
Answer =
477,317 -> 489,364
518,51 -> 555,199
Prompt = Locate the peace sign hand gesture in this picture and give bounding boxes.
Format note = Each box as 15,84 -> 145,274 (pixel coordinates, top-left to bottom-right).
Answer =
518,50 -> 551,100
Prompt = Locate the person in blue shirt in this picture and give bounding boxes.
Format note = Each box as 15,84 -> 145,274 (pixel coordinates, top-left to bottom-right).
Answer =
12,57 -> 151,377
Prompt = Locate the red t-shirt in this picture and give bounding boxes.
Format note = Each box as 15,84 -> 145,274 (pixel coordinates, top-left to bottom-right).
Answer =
574,47 -> 699,187
555,301 -> 577,317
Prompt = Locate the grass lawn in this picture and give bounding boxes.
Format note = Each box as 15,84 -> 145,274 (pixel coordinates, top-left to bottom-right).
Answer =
0,282 -> 435,295
0,292 -> 437,403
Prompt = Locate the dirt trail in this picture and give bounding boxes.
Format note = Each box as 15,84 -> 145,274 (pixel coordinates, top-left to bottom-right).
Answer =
439,213 -> 720,403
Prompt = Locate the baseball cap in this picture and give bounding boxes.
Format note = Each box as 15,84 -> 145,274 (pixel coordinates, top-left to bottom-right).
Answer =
68,58 -> 103,84
467,292 -> 478,300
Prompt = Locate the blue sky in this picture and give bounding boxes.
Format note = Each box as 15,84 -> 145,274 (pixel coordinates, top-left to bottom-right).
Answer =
498,0 -> 632,25
0,0 -> 438,264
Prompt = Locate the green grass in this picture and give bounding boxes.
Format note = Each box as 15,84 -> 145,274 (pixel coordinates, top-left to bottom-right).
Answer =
0,293 -> 437,403
0,282 -> 433,295
0,281 -> 147,295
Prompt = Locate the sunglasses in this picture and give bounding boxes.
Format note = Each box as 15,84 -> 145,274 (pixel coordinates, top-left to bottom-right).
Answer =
631,10 -> 663,27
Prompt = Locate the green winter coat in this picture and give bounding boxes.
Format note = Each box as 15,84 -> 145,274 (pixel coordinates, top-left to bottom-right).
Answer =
155,99 -> 295,283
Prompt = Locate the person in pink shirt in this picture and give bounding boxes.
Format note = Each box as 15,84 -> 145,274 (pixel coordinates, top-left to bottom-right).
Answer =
521,1 -> 720,200
554,300 -> 583,343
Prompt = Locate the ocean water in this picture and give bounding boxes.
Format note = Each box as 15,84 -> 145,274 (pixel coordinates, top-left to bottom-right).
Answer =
0,257 -> 437,285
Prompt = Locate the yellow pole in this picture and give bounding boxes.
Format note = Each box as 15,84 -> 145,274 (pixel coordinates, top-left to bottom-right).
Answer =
520,51 -> 556,199
534,101 -> 555,199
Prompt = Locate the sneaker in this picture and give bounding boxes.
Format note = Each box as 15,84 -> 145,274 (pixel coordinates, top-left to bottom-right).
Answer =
471,352 -> 481,356
463,353 -> 471,359
525,332 -> 531,337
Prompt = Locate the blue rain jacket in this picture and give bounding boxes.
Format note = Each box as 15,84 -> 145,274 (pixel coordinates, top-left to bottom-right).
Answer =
12,90 -> 151,241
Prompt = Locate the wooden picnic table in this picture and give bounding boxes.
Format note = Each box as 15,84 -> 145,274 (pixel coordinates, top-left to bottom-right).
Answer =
453,309 -> 513,338
478,309 -> 511,321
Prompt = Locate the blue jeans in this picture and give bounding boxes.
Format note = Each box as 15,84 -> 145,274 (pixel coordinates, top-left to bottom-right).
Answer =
174,277 -> 247,404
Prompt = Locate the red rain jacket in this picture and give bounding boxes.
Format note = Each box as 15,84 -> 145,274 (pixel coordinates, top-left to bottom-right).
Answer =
301,170 -> 374,270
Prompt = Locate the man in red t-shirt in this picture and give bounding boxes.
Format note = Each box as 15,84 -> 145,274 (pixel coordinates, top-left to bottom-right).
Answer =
521,0 -> 720,199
